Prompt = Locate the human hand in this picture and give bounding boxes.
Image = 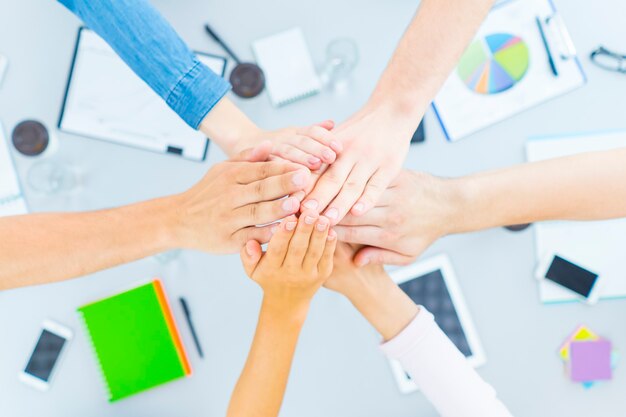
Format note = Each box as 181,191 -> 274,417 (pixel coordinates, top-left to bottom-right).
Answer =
240,210 -> 337,308
301,103 -> 418,224
172,146 -> 313,253
334,170 -> 461,265
235,120 -> 342,171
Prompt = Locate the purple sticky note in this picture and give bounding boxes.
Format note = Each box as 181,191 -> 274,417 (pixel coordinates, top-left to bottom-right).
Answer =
570,340 -> 612,382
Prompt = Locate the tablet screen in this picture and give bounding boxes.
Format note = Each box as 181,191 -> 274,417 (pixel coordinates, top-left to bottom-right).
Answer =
399,269 -> 472,357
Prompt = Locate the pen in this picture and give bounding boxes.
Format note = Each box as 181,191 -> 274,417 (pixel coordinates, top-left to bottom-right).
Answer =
204,24 -> 241,64
179,297 -> 204,358
535,16 -> 558,76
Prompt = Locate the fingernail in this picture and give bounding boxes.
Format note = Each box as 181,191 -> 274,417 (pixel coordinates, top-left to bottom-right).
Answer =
357,257 -> 370,266
305,215 -> 317,224
353,202 -> 365,213
291,170 -> 308,186
322,149 -> 334,161
303,200 -> 318,210
327,232 -> 337,241
285,221 -> 297,231
308,156 -> 321,165
330,140 -> 342,152
325,208 -> 339,220
270,225 -> 278,235
316,221 -> 328,231
245,242 -> 255,256
281,198 -> 297,212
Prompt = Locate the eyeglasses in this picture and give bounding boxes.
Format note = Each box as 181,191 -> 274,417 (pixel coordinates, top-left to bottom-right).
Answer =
590,46 -> 626,74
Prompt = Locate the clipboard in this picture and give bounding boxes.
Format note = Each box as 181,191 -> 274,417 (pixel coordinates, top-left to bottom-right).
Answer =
432,0 -> 586,142
58,27 -> 227,162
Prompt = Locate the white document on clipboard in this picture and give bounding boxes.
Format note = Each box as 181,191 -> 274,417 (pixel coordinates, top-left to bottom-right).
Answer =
527,130 -> 626,303
432,0 -> 586,141
58,28 -> 227,161
0,122 -> 28,217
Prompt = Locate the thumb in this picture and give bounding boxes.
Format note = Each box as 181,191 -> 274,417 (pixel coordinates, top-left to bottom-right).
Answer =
232,140 -> 273,162
240,240 -> 263,277
354,247 -> 416,267
315,119 -> 335,131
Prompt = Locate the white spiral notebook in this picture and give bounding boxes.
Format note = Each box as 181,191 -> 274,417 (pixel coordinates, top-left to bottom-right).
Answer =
252,28 -> 321,107
0,122 -> 28,217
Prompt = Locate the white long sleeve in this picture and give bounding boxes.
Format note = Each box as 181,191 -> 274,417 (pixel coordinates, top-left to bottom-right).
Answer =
380,308 -> 513,417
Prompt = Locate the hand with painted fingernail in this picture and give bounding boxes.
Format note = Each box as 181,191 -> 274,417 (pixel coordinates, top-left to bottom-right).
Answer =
241,211 -> 337,307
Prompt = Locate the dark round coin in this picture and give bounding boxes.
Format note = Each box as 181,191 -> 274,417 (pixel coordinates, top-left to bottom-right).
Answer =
229,63 -> 265,98
12,120 -> 49,156
504,223 -> 532,232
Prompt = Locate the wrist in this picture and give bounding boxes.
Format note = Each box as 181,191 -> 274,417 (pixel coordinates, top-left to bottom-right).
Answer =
134,196 -> 182,253
261,295 -> 311,326
346,268 -> 419,341
198,97 -> 262,156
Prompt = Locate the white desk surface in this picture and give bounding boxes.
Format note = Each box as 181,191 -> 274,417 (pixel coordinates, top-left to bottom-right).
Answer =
1,0 -> 626,416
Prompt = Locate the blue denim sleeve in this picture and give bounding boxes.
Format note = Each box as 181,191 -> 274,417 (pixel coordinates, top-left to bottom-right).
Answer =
58,0 -> 231,129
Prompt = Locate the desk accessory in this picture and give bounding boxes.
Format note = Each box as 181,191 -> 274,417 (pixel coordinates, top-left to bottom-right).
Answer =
559,325 -> 617,388
179,297 -> 204,358
590,46 -> 626,74
59,28 -> 226,162
11,120 -> 49,156
527,129 -> 626,303
432,0 -> 586,141
204,24 -> 265,98
0,122 -> 28,217
78,279 -> 192,401
389,255 -> 485,394
252,28 -> 321,107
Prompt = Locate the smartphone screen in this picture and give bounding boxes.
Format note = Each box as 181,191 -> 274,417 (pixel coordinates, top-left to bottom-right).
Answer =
24,329 -> 67,382
545,255 -> 598,298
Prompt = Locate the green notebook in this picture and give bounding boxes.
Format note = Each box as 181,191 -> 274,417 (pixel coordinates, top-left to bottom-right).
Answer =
78,279 -> 191,402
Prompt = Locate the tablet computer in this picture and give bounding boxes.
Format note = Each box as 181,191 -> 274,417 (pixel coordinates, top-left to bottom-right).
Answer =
388,254 -> 486,394
58,27 -> 227,162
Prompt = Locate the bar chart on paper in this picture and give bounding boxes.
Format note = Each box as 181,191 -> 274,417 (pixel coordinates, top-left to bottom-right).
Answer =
457,33 -> 530,95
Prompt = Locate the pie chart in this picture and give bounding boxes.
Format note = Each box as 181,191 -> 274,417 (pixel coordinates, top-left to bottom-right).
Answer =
457,33 -> 530,95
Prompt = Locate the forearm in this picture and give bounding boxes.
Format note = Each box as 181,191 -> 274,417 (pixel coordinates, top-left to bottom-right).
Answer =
198,97 -> 261,157
450,148 -> 626,233
0,197 -> 179,290
343,267 -> 418,342
368,0 -> 494,118
58,0 -> 230,129
227,298 -> 309,417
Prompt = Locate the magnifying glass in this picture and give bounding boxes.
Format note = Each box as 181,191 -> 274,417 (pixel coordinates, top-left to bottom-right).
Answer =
204,24 -> 265,99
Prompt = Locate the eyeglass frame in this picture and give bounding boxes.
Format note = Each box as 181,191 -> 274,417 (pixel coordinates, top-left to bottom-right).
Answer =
590,46 -> 626,73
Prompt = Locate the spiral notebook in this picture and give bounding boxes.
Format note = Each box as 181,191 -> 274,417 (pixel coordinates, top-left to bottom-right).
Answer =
0,122 -> 28,217
77,279 -> 191,402
252,27 -> 321,107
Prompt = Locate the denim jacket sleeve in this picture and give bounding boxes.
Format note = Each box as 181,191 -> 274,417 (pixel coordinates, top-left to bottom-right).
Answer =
58,0 -> 231,129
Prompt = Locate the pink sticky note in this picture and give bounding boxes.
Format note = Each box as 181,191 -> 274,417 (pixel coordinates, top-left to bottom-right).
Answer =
569,340 -> 612,382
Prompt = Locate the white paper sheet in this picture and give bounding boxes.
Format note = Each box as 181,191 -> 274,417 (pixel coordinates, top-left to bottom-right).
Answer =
59,29 -> 227,161
433,0 -> 585,141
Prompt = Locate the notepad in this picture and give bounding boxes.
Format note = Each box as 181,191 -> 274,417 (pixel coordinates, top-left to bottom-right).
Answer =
252,28 -> 321,107
0,122 -> 28,217
78,279 -> 191,402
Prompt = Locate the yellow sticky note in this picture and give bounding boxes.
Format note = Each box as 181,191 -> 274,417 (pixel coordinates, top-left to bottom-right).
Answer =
559,325 -> 599,361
